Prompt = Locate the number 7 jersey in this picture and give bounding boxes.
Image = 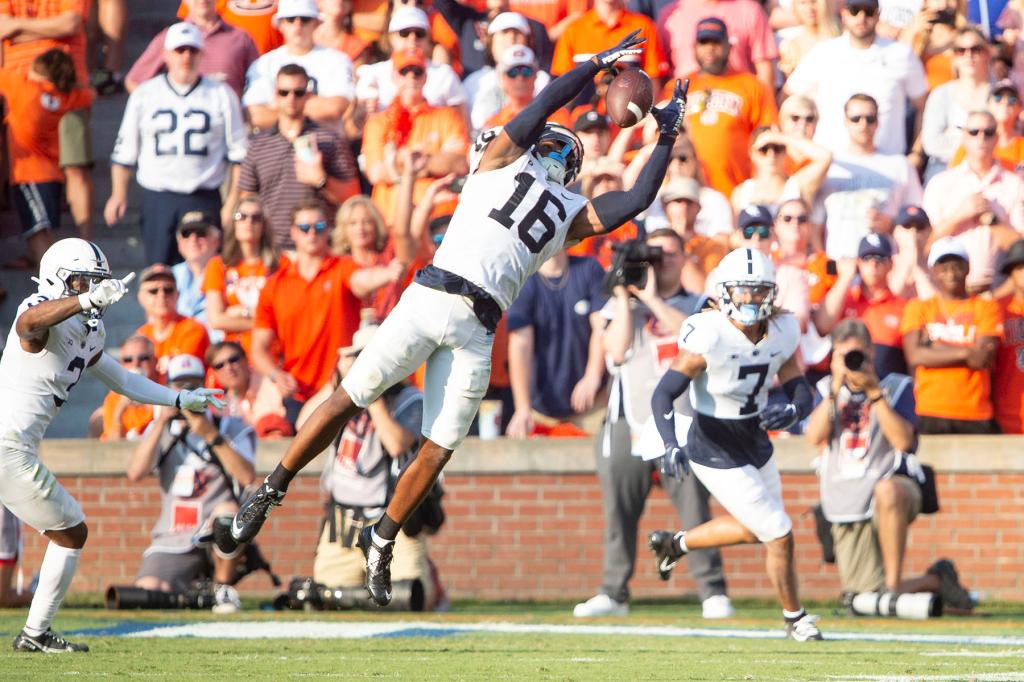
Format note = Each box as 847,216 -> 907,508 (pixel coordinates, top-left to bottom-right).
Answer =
431,152 -> 589,311
679,310 -> 801,419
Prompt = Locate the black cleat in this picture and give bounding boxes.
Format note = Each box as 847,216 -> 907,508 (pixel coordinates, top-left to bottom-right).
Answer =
648,530 -> 686,581
357,526 -> 394,607
231,480 -> 285,543
928,559 -> 973,611
13,629 -> 89,653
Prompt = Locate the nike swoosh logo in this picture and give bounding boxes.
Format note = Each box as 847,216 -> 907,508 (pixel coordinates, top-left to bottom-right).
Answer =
663,411 -> 674,420
659,557 -> 678,573
230,517 -> 246,541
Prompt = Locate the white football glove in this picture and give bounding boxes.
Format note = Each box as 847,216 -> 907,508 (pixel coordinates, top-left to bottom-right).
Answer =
176,388 -> 226,412
78,272 -> 136,311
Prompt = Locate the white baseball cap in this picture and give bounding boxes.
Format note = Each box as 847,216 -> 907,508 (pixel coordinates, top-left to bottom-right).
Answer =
272,0 -> 321,27
499,45 -> 537,70
927,236 -> 970,268
164,22 -> 202,51
488,12 -> 531,36
167,354 -> 206,382
389,7 -> 430,33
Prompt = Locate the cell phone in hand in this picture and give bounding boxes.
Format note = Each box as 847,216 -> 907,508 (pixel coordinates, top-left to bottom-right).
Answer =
449,176 -> 467,193
293,134 -> 317,163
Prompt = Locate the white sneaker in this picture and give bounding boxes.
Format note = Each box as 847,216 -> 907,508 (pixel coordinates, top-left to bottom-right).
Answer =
572,594 -> 629,617
702,594 -> 734,619
212,584 -> 241,615
786,613 -> 823,641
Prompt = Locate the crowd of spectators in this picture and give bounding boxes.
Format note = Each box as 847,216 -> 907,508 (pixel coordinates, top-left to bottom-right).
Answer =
4,0 -> 1024,610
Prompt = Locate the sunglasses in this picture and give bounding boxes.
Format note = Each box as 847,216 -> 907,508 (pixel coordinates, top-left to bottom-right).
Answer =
742,224 -> 772,239
296,220 -> 329,233
953,44 -> 986,55
179,227 -> 209,239
848,114 -> 878,124
212,353 -> 244,370
145,285 -> 176,295
789,114 -> 817,124
993,92 -> 1020,105
505,65 -> 535,78
757,143 -> 785,155
966,126 -> 997,138
234,211 -> 264,222
672,154 -> 690,162
778,214 -> 809,224
121,354 -> 153,364
398,65 -> 425,77
846,6 -> 877,17
860,254 -> 891,263
277,87 -> 308,97
397,28 -> 427,38
173,46 -> 199,54
281,15 -> 315,24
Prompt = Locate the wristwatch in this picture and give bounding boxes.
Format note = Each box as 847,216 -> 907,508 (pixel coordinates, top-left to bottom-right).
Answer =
867,392 -> 885,404
207,433 -> 226,449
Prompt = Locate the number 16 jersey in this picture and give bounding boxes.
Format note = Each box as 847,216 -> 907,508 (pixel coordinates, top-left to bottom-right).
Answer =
431,152 -> 589,311
678,309 -> 800,469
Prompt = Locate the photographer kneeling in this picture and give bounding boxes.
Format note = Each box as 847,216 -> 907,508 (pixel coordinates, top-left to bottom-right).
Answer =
805,320 -> 973,614
127,355 -> 257,614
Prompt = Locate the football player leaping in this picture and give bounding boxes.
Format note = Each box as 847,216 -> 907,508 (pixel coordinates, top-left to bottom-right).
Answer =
231,31 -> 690,606
0,239 -> 223,653
647,247 -> 823,642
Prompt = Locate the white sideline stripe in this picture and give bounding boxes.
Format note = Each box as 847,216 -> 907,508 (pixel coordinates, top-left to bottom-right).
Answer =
124,620 -> 1024,646
831,675 -> 1024,681
922,650 -> 1024,657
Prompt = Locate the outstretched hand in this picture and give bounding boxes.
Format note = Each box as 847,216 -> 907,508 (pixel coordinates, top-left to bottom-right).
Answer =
593,29 -> 646,70
651,79 -> 689,136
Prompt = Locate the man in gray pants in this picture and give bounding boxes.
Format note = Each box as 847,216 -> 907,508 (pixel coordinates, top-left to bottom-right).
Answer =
573,229 -> 731,618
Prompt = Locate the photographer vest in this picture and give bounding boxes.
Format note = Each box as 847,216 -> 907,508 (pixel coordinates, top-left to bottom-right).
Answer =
816,373 -> 917,523
147,416 -> 255,555
602,291 -> 700,454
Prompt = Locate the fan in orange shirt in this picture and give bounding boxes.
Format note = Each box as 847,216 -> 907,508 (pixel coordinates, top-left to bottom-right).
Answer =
179,0 -> 283,54
677,18 -> 777,197
135,264 -> 212,381
899,238 -> 1002,434
202,197 -> 280,356
0,49 -> 93,265
994,240 -> 1024,433
94,336 -> 160,441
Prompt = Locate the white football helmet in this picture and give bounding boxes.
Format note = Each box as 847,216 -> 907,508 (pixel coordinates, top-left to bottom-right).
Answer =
532,123 -> 584,186
714,247 -> 777,326
35,238 -> 112,325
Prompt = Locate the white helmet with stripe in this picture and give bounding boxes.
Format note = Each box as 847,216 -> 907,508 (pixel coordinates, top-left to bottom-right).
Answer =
714,247 -> 777,326
35,238 -> 113,327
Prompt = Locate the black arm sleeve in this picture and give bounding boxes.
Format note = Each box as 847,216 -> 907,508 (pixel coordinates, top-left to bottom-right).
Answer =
651,369 -> 691,449
503,59 -> 602,149
782,375 -> 814,419
590,132 -> 675,232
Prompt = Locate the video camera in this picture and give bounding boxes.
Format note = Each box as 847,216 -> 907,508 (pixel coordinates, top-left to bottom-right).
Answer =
604,239 -> 663,294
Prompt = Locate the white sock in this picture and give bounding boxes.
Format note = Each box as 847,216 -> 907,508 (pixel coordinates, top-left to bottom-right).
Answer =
371,529 -> 394,547
674,531 -> 689,554
25,543 -> 81,636
783,608 -> 806,621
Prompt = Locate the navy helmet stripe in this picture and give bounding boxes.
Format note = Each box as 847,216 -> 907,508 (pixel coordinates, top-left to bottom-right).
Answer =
746,248 -> 753,274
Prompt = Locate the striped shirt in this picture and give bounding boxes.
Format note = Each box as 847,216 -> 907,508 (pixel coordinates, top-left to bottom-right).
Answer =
238,120 -> 357,250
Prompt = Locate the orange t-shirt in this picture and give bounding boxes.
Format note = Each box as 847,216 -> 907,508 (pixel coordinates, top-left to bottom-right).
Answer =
363,104 -> 469,225
567,221 -> 638,269
136,315 -> 212,381
994,295 -> 1024,433
178,0 -> 282,55
510,0 -> 589,29
924,52 -> 954,92
686,234 -> 728,279
0,0 -> 89,79
948,137 -> 1024,173
899,296 -> 1002,421
254,256 -> 360,401
0,71 -> 92,184
680,70 -> 777,197
201,256 -> 271,355
804,252 -> 836,305
551,9 -> 668,79
100,392 -> 154,441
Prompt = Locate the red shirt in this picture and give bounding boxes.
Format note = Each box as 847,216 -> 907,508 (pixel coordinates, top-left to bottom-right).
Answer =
995,295 -> 1024,433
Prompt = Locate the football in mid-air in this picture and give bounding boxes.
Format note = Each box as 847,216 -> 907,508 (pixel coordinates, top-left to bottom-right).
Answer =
605,69 -> 654,128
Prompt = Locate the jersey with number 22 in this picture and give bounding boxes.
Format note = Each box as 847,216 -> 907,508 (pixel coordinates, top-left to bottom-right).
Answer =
431,151 -> 589,311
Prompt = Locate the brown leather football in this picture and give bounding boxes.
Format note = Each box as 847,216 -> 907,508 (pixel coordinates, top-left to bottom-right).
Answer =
605,69 -> 654,128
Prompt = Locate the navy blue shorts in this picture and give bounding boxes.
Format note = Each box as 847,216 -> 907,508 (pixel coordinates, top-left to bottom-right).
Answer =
12,182 -> 61,236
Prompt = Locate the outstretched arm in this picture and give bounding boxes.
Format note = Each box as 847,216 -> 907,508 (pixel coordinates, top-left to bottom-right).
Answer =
567,80 -> 689,244
89,353 -> 224,411
477,31 -> 647,173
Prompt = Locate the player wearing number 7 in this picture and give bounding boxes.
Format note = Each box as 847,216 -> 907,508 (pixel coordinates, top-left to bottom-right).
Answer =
0,239 -> 224,653
231,31 -> 690,605
646,247 -> 823,641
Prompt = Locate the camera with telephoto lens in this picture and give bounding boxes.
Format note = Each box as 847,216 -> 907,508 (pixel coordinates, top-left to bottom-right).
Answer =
604,239 -> 664,295
843,349 -> 866,372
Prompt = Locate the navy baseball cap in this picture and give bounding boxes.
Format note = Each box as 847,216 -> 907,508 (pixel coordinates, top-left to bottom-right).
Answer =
1000,239 -> 1024,275
738,204 -> 773,230
895,205 -> 930,230
857,233 -> 893,259
696,17 -> 728,42
845,0 -> 879,9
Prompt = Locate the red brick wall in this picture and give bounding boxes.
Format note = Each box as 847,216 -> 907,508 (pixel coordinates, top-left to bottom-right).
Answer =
22,472 -> 1024,601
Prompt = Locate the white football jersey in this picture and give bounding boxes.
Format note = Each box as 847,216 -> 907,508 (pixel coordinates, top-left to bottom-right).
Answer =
111,75 -> 247,193
431,152 -> 589,310
679,310 -> 800,419
0,295 -> 106,451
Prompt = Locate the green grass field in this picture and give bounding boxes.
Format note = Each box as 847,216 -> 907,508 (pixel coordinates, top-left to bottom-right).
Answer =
1,598 -> 1023,680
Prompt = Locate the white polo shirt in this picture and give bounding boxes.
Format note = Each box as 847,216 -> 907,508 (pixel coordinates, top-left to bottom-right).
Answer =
354,59 -> 467,109
786,33 -> 927,155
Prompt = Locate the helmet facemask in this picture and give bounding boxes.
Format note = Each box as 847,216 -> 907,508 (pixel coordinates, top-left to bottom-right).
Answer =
717,282 -> 777,326
533,125 -> 583,186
